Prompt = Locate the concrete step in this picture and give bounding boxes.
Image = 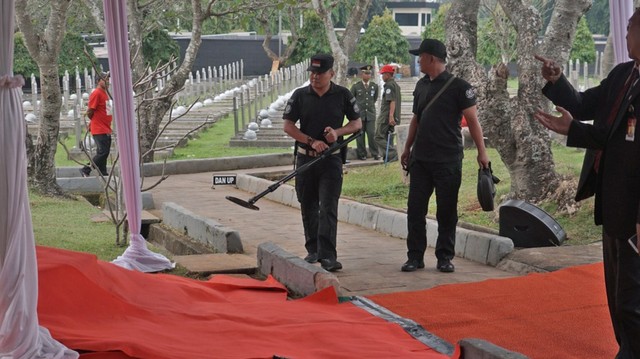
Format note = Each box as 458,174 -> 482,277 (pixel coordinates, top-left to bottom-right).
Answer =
172,253 -> 257,275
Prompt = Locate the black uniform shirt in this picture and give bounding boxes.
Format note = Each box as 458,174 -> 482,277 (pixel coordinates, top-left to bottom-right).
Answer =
412,71 -> 476,163
283,82 -> 360,148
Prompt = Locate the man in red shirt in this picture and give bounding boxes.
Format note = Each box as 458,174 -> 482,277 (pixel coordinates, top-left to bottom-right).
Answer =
81,72 -> 112,177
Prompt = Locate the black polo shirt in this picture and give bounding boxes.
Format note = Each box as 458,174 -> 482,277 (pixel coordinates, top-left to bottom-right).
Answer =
283,82 -> 360,147
412,71 -> 476,163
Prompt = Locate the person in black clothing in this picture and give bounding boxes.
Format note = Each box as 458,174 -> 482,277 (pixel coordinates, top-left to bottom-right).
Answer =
401,39 -> 489,273
282,54 -> 362,272
534,9 -> 640,357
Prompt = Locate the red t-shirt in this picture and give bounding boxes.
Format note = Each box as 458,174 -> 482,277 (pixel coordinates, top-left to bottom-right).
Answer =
88,87 -> 112,135
461,115 -> 468,128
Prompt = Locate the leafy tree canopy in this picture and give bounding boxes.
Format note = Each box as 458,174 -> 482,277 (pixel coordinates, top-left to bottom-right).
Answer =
353,9 -> 410,65
13,32 -> 97,78
288,10 -> 330,65
477,6 -> 517,66
570,16 -> 596,63
142,29 -> 181,67
584,0 -> 609,35
422,2 -> 448,42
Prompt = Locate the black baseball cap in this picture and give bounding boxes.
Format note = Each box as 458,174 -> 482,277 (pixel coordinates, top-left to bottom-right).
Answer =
409,39 -> 447,60
307,54 -> 334,73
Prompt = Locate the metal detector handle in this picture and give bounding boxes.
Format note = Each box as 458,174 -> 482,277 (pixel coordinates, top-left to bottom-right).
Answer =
295,130 -> 362,174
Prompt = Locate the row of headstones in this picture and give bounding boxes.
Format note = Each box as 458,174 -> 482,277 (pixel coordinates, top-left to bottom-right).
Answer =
240,61 -> 311,141
21,59 -> 248,124
565,51 -> 605,91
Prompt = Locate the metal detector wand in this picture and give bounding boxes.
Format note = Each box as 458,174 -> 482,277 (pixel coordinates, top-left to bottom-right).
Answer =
226,131 -> 362,210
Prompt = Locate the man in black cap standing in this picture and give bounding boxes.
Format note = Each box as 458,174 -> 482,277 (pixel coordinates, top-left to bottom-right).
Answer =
400,39 -> 489,273
350,65 -> 380,160
283,54 -> 362,272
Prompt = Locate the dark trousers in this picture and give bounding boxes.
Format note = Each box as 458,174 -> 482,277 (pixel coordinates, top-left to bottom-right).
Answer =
83,134 -> 111,176
406,160 -> 462,262
295,154 -> 343,261
603,230 -> 640,359
355,117 -> 378,158
374,119 -> 397,162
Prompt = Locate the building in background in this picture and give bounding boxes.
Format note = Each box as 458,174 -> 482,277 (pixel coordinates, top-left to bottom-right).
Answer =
385,0 -> 441,36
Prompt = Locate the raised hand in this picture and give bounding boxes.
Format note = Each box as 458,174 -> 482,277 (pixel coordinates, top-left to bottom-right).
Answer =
535,54 -> 562,83
534,106 -> 573,135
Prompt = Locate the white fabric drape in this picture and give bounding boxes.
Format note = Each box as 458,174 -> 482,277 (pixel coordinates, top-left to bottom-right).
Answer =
104,0 -> 174,272
610,1 -> 634,65
0,0 -> 78,357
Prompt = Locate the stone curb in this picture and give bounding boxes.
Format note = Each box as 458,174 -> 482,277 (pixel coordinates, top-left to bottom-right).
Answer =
257,242 -> 340,298
55,177 -> 155,209
162,202 -> 243,254
236,173 -> 514,267
459,338 -> 529,359
141,153 -> 294,177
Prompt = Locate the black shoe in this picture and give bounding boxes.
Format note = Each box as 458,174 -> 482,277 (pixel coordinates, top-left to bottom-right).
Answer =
304,253 -> 318,263
79,168 -> 90,178
401,259 -> 425,272
358,156 -> 367,160
437,260 -> 455,273
320,259 -> 342,272
373,156 -> 380,160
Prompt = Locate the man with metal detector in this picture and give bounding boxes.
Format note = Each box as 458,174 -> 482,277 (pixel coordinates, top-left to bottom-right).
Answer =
283,54 -> 362,272
400,39 -> 489,273
375,64 -> 401,163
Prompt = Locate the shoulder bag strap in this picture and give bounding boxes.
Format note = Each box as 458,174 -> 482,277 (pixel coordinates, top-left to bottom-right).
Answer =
420,75 -> 456,118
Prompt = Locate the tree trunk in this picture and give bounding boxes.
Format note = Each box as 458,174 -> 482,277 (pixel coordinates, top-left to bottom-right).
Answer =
446,0 -> 591,207
259,8 -> 302,65
311,0 -> 371,86
140,0 -> 204,162
15,0 -> 73,196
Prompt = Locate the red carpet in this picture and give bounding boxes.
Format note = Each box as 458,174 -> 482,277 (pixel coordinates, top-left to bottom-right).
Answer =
369,263 -> 617,359
36,246 -> 451,359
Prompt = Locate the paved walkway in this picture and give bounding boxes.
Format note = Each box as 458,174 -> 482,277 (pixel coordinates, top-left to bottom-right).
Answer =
145,162 -> 602,297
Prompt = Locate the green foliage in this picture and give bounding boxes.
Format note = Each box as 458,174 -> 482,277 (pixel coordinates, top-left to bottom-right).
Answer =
58,33 -> 97,76
13,32 -> 97,78
476,10 -> 517,66
422,2 -> 448,42
570,17 -> 596,63
142,29 -> 181,67
353,9 -> 410,65
12,33 -> 37,77
585,0 -> 609,36
288,11 -> 331,65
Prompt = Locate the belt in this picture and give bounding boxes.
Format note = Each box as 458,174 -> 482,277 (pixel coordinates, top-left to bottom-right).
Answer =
296,146 -> 341,158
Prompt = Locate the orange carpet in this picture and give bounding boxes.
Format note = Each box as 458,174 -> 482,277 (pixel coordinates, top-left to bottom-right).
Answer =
368,263 -> 618,359
36,246 -> 452,359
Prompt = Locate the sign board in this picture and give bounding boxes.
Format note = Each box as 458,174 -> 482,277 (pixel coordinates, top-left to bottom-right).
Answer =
270,60 -> 280,75
212,174 -> 237,186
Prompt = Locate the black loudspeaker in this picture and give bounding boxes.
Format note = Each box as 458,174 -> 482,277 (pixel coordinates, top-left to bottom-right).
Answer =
499,199 -> 566,248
